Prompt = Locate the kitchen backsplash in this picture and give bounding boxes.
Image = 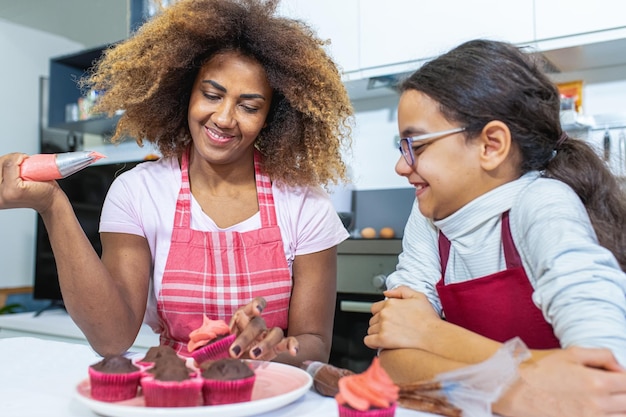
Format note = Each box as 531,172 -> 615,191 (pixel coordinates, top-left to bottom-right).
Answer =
351,188 -> 416,238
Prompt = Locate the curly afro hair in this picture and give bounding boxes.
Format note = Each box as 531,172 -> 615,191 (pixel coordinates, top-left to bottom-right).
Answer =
83,0 -> 353,187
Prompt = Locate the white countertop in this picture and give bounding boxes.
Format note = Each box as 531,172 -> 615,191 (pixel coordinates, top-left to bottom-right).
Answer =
0,337 -> 438,417
0,309 -> 159,351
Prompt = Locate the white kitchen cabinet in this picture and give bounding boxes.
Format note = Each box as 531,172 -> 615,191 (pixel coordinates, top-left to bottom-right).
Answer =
535,0 -> 626,44
358,0 -> 535,77
277,0 -> 360,75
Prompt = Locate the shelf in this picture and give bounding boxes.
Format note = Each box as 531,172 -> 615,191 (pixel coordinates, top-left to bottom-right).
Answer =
53,114 -> 121,136
48,44 -> 115,132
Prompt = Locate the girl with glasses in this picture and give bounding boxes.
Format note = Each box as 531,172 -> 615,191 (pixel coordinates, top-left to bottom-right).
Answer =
366,39 -> 626,416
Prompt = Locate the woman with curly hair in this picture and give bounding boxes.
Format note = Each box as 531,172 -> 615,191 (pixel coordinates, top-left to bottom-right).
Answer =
0,0 -> 353,365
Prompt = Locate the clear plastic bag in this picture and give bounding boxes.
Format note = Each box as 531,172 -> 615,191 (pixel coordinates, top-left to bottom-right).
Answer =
399,337 -> 531,417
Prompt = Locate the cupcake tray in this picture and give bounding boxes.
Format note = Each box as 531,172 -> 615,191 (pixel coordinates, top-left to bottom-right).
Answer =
75,360 -> 312,417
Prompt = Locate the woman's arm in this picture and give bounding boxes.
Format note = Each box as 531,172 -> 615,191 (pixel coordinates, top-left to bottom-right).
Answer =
275,246 -> 338,366
44,215 -> 151,356
1,153 -> 151,356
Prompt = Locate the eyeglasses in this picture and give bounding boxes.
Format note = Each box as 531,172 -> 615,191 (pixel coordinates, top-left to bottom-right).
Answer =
398,127 -> 466,166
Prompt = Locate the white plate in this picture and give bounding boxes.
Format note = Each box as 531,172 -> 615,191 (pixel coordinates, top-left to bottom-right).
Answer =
75,360 -> 312,417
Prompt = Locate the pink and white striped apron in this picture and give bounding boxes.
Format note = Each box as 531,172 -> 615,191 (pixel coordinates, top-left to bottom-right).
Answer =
157,148 -> 292,355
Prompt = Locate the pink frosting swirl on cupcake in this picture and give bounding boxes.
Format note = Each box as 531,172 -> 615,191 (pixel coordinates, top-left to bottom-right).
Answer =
335,357 -> 399,411
187,315 -> 231,352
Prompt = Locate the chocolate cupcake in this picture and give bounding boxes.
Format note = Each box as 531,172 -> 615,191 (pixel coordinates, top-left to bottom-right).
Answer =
200,358 -> 256,405
136,345 -> 179,370
140,349 -> 203,407
88,355 -> 142,402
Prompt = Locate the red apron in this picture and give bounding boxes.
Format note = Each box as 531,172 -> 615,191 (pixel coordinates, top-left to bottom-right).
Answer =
436,211 -> 560,349
157,149 -> 292,355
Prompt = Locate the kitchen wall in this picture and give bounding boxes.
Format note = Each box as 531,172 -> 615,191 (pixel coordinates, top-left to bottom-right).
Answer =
345,79 -> 626,191
1,9 -> 626,288
0,19 -> 83,288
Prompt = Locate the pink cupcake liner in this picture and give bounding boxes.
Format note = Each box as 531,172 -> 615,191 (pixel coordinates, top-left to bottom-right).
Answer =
202,374 -> 256,405
88,367 -> 142,402
140,375 -> 203,407
190,333 -> 237,365
337,402 -> 397,417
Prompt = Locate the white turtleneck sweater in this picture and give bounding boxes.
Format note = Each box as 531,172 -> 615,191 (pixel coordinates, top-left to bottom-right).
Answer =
387,171 -> 626,365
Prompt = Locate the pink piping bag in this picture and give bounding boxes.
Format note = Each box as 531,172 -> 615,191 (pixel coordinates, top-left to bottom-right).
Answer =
19,151 -> 106,181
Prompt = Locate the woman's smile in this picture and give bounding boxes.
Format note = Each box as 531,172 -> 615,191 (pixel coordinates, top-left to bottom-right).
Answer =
204,126 -> 235,145
187,50 -> 273,165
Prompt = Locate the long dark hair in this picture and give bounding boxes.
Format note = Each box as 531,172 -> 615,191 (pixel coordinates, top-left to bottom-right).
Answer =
400,39 -> 626,270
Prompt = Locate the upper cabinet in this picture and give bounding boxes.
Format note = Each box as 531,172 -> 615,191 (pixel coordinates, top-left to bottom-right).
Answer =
48,1 -> 626,112
358,0 -> 535,78
277,0 -> 360,75
535,0 -> 626,43
280,0 -> 625,85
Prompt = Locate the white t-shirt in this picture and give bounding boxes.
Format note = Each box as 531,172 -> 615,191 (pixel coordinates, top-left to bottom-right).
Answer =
100,157 -> 349,330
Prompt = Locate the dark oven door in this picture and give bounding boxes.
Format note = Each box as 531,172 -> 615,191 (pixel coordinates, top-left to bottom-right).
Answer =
329,239 -> 402,373
330,292 -> 383,373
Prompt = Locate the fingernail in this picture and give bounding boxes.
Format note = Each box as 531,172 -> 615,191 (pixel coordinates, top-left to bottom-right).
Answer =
256,304 -> 264,313
231,345 -> 241,356
252,347 -> 262,357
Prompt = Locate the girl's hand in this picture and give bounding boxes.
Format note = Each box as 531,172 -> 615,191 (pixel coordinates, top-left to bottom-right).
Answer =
495,347 -> 626,417
365,286 -> 441,351
228,297 -> 298,361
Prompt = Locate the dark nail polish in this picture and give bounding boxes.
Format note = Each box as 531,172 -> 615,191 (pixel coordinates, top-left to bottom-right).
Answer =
252,347 -> 262,357
231,345 -> 241,356
256,304 -> 264,313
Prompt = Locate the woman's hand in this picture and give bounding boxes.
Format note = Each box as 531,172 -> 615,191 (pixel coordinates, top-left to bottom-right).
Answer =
495,347 -> 626,417
365,286 -> 441,351
228,297 -> 298,361
0,153 -> 60,213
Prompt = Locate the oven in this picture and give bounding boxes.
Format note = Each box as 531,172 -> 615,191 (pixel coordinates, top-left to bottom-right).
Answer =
329,238 -> 403,373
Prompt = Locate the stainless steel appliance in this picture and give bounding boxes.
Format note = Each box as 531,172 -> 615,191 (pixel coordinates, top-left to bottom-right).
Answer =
329,238 -> 402,373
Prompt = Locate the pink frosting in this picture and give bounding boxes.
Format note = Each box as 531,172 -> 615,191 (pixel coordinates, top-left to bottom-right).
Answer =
335,357 -> 399,411
187,315 -> 231,352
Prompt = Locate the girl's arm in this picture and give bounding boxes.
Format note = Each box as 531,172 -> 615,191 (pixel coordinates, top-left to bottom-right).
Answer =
378,347 -> 468,383
365,286 -> 557,365
373,290 -> 626,417
494,347 -> 626,417
380,336 -> 626,417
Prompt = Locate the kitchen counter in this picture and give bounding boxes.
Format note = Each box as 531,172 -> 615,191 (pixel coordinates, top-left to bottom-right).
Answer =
0,337 -> 440,417
338,238 -> 402,255
0,309 -> 159,352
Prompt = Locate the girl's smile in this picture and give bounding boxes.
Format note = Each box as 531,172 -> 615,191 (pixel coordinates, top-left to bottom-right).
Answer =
396,90 -> 482,220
